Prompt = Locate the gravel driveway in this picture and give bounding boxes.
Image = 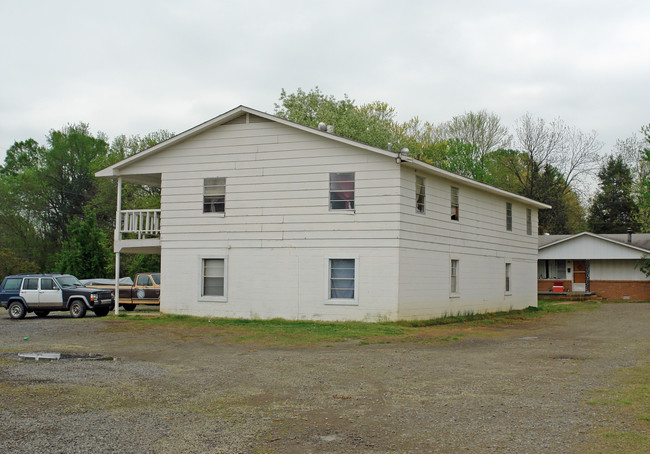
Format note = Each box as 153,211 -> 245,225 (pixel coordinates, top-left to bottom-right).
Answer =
0,303 -> 648,453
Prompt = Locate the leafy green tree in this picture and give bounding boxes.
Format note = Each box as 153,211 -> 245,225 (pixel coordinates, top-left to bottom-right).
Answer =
638,254 -> 650,277
55,207 -> 111,279
587,155 -> 640,233
636,125 -> 650,230
275,87 -> 399,149
417,138 -> 489,181
42,123 -> 110,241
437,110 -> 511,159
0,249 -> 38,281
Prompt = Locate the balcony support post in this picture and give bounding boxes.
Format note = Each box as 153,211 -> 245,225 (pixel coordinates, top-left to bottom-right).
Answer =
114,176 -> 122,315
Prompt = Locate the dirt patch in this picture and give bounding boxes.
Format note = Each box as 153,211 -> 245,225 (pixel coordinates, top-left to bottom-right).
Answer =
0,303 -> 648,453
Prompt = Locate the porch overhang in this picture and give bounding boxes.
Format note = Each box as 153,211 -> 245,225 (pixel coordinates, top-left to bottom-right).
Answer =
115,238 -> 161,255
95,169 -> 161,187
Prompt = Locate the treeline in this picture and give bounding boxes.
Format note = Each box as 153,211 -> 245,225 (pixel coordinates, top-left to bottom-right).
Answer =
1,87 -> 648,279
0,124 -> 173,278
275,87 -> 650,235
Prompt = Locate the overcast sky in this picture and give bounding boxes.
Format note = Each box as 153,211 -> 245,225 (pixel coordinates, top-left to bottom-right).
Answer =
1,0 -> 649,162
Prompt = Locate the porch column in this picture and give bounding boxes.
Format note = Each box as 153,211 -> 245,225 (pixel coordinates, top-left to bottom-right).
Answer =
114,177 -> 122,315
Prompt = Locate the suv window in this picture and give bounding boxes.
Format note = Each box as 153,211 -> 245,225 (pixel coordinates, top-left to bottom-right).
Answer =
55,275 -> 83,288
23,278 -> 39,290
41,278 -> 57,290
3,278 -> 22,291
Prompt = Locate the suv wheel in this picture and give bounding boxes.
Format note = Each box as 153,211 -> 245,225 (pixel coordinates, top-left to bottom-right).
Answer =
122,304 -> 136,311
8,302 -> 26,320
69,300 -> 87,318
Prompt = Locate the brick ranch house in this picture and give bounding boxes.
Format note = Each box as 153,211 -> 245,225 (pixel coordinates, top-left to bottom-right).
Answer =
538,231 -> 650,301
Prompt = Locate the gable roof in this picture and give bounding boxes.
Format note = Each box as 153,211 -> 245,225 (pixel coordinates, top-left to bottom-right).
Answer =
96,105 -> 551,209
539,232 -> 650,254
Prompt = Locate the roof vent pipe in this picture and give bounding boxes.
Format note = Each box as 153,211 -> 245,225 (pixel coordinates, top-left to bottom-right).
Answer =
326,125 -> 334,134
318,122 -> 327,132
627,227 -> 632,243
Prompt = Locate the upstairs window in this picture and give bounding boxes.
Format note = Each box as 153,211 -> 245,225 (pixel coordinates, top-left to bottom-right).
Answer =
505,263 -> 511,293
204,178 -> 225,213
330,173 -> 355,210
506,202 -> 513,231
450,187 -> 459,221
526,208 -> 532,235
415,176 -> 426,213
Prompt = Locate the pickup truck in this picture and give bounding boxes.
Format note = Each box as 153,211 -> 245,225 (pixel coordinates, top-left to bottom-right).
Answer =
84,272 -> 160,311
0,274 -> 114,319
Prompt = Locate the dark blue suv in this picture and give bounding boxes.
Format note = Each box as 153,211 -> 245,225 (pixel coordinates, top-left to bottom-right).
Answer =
0,274 -> 114,319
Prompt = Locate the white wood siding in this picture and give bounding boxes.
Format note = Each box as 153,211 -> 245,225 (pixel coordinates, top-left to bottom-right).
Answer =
119,116 -> 541,320
147,118 -> 401,320
590,259 -> 649,281
396,168 -> 539,318
539,235 -> 646,260
161,247 -> 399,321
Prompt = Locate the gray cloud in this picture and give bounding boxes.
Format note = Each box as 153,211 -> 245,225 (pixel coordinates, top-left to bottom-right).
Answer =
1,0 -> 648,160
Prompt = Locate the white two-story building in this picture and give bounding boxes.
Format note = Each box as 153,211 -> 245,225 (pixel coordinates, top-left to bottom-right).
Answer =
96,106 -> 550,321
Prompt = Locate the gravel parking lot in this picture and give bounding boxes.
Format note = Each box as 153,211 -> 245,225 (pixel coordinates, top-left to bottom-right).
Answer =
0,303 -> 648,453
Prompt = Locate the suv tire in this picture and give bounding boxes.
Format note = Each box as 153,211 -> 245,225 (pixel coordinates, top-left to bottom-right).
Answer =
69,300 -> 87,318
94,308 -> 109,317
8,301 -> 26,320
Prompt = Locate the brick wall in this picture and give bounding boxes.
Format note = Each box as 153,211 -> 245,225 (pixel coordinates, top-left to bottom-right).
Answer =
538,280 -> 572,292
589,280 -> 650,301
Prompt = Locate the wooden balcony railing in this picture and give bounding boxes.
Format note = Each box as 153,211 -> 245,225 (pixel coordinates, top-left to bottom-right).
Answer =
119,209 -> 161,239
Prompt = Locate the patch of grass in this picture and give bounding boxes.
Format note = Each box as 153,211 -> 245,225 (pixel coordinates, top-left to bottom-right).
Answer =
586,361 -> 650,453
99,299 -> 600,346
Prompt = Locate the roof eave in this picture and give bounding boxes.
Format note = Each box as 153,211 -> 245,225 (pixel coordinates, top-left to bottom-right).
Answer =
540,232 -> 650,253
95,105 -> 550,209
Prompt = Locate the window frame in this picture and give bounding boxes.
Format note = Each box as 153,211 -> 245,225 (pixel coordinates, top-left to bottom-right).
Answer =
325,256 -> 359,305
506,202 -> 513,231
450,186 -> 459,221
40,278 -> 57,291
329,172 -> 355,211
526,208 -> 532,235
203,177 -> 226,214
3,278 -> 22,291
23,278 -> 39,291
415,175 -> 426,214
198,256 -> 228,302
450,259 -> 460,296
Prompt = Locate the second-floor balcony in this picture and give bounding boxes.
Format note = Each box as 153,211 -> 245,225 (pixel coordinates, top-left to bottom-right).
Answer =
119,209 -> 161,239
115,209 -> 161,254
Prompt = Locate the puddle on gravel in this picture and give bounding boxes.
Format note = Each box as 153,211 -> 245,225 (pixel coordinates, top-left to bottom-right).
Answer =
16,352 -> 115,362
